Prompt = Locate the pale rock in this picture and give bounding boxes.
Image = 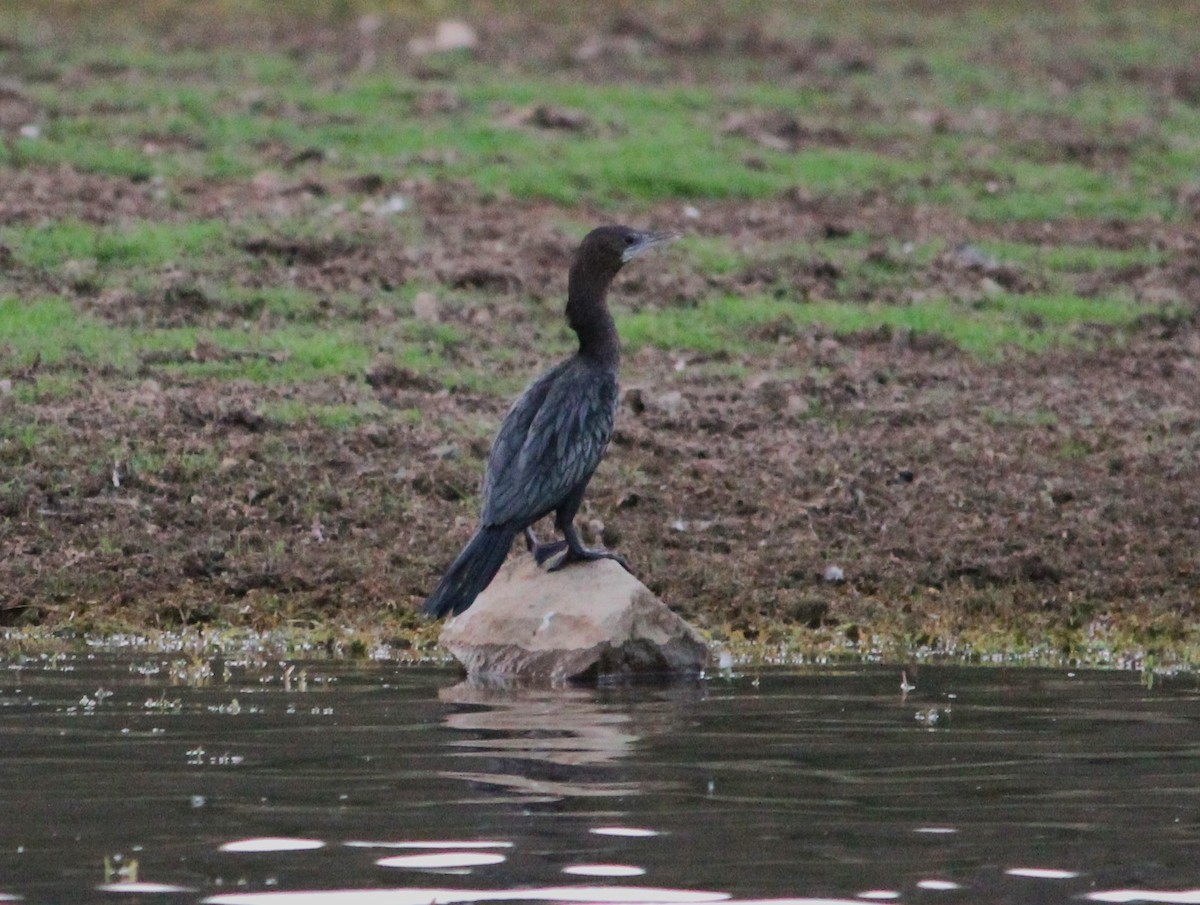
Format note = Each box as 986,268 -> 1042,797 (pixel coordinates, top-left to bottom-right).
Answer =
356,14 -> 382,71
979,276 -> 1004,298
368,194 -> 408,216
409,20 -> 478,56
412,291 -> 440,323
438,556 -> 708,683
648,390 -> 685,418
785,394 -> 808,416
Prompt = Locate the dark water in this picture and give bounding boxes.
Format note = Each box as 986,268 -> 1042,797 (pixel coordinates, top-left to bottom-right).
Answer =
2,652 -> 1199,905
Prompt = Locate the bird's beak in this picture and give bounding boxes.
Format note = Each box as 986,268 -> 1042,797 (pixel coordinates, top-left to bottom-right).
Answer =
622,230 -> 680,263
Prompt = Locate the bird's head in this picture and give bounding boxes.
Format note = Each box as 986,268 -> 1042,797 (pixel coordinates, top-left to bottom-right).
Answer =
572,225 -> 679,284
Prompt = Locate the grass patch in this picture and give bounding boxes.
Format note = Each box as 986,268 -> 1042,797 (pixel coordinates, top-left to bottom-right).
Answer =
971,240 -> 1168,273
619,291 -> 1167,359
5,8 -> 1197,220
5,134 -> 155,180
677,235 -> 749,278
0,296 -> 139,369
972,160 -> 1171,222
147,326 -> 372,383
0,296 -> 372,382
4,220 -> 226,272
262,398 -> 386,430
8,51 -> 917,203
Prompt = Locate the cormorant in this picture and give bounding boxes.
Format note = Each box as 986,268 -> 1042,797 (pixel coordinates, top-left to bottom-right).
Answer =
422,225 -> 676,618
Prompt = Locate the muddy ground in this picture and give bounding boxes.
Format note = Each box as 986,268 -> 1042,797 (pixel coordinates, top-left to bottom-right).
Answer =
1,4 -> 1199,663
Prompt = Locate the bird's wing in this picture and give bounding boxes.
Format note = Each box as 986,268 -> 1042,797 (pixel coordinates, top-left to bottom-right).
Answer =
481,358 -> 617,528
480,361 -> 565,514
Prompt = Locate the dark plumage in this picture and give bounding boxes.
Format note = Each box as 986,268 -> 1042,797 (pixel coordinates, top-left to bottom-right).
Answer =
422,225 -> 676,619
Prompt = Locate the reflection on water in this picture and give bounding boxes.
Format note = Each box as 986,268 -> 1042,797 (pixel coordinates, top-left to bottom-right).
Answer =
222,839 -> 327,853
590,827 -> 661,837
562,865 -> 647,878
376,851 -> 507,869
344,841 -> 515,850
1,654 -> 1199,904
1005,867 -> 1080,879
436,681 -> 653,801
99,880 -> 198,893
1088,892 -> 1200,903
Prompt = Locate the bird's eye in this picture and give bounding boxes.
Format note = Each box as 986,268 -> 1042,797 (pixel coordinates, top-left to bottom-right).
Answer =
624,234 -> 636,244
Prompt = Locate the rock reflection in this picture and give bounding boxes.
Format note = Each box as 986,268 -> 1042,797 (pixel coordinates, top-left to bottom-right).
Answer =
436,682 -> 644,801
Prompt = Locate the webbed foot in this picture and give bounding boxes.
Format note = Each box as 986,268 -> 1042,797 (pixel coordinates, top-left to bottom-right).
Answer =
532,540 -> 569,566
524,528 -> 569,566
546,546 -> 632,574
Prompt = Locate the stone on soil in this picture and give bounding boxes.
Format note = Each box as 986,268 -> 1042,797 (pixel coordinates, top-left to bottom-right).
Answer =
438,555 -> 708,683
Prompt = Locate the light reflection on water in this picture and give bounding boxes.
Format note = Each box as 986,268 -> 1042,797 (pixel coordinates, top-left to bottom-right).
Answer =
0,655 -> 1198,904
221,839 -> 327,853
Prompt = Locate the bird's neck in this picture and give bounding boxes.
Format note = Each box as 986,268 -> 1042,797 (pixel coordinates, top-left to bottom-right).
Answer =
567,267 -> 620,367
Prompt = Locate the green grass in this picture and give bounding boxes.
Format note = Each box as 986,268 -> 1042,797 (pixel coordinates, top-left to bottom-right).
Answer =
5,8 -> 1199,217
970,240 -> 1168,273
262,398 -> 386,430
148,326 -> 373,382
5,220 -> 226,272
677,236 -> 749,277
0,296 -> 373,382
619,291 -> 1169,359
0,296 -> 140,369
0,4 -> 1195,374
5,135 -> 156,180
972,160 -> 1172,222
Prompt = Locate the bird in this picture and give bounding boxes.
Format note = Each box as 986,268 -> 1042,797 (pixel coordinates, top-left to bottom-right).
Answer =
422,225 -> 676,619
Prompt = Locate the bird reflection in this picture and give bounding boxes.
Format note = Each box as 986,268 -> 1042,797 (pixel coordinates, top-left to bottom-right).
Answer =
437,682 -> 640,802
436,681 -> 700,805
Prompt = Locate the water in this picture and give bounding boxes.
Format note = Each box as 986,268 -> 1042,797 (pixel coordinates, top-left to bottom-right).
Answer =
2,653 -> 1199,904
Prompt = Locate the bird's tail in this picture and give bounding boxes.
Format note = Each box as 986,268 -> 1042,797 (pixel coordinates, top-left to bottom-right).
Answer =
422,525 -> 516,618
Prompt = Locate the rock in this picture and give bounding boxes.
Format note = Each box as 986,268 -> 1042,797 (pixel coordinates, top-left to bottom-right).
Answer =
409,20 -> 478,56
438,556 -> 708,683
411,291 -> 440,323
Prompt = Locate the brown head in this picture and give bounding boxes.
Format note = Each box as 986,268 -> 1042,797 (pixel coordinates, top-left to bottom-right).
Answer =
567,224 -> 676,329
566,225 -> 677,361
569,225 -> 678,296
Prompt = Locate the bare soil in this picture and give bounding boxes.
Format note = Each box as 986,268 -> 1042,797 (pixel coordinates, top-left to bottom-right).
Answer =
4,175 -> 1199,652
2,5 -> 1199,661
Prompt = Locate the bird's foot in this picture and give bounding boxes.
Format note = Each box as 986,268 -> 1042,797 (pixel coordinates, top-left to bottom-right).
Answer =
531,539 -> 569,567
524,528 -> 570,566
546,546 -> 632,574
